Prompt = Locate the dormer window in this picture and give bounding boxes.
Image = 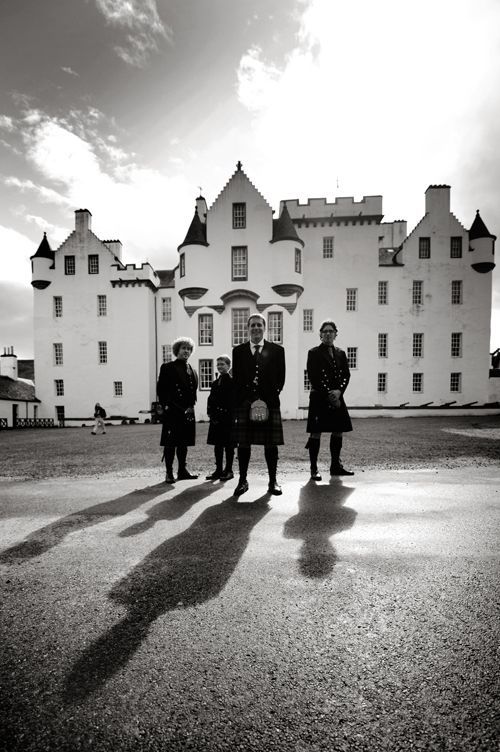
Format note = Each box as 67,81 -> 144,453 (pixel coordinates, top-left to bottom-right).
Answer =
232,203 -> 246,229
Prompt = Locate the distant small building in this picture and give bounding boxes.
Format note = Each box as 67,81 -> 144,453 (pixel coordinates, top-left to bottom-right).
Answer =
0,347 -> 40,428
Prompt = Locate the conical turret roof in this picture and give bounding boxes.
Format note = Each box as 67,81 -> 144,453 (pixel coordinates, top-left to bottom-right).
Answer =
30,232 -> 54,260
469,210 -> 496,241
271,203 -> 304,246
178,207 -> 208,251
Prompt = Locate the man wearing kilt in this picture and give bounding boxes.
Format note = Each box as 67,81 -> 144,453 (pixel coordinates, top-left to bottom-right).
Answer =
205,354 -> 235,481
231,314 -> 286,497
305,319 -> 354,479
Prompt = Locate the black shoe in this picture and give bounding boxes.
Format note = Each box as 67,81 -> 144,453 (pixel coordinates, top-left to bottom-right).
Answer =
310,470 -> 322,481
206,470 -> 222,480
233,479 -> 249,496
330,464 -> 354,476
177,469 -> 199,480
220,470 -> 234,481
165,472 -> 176,483
268,481 -> 282,495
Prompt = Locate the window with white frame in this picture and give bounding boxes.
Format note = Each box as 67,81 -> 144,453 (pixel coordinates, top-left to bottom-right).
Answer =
346,288 -> 357,311
54,379 -> 64,396
323,236 -> 334,258
53,296 -> 63,318
450,372 -> 462,392
114,381 -> 123,397
303,370 -> 311,391
295,247 -> 302,273
377,373 -> 387,393
232,202 -> 246,229
88,254 -> 99,274
378,280 -> 388,305
418,237 -> 431,259
450,237 -> 462,258
231,246 -> 248,281
413,333 -> 424,358
97,294 -> 107,316
98,341 -> 107,364
53,342 -> 63,366
412,280 -> 423,305
378,333 -> 388,358
199,359 -> 214,390
179,253 -> 185,277
451,280 -> 463,304
412,373 -> 423,392
162,344 -> 173,363
451,332 -> 462,358
347,347 -> 358,369
267,312 -> 283,344
198,313 -> 213,345
161,297 -> 172,321
64,255 -> 75,275
232,308 -> 250,346
303,309 -> 313,332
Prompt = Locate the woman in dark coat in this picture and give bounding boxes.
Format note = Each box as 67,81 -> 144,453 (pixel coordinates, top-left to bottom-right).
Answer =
157,336 -> 198,483
306,319 -> 353,479
206,354 -> 235,481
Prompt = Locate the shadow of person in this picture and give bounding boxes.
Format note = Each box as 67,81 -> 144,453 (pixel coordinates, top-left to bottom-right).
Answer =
283,479 -> 357,578
0,482 -> 169,564
64,498 -> 270,702
119,481 -> 220,537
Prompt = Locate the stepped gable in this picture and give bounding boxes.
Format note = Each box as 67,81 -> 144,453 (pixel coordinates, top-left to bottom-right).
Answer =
0,376 -> 39,402
271,202 -> 304,247
30,232 -> 54,263
469,210 -> 497,241
178,207 -> 208,251
156,269 -> 176,287
209,160 -> 273,211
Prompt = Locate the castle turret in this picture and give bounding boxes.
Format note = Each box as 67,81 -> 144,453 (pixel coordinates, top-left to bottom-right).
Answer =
269,202 -> 304,298
30,232 -> 54,289
469,210 -> 496,273
177,205 -> 210,301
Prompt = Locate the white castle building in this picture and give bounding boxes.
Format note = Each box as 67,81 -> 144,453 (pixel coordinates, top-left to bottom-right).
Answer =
29,162 -> 497,424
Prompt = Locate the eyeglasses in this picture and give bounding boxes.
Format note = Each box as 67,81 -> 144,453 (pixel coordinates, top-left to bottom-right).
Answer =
321,330 -> 337,334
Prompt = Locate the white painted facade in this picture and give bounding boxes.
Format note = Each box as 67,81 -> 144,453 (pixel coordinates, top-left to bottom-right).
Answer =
30,164 -> 497,423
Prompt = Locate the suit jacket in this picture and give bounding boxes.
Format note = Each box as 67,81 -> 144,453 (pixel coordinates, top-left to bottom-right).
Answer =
232,339 -> 285,409
157,359 -> 198,412
307,344 -> 350,396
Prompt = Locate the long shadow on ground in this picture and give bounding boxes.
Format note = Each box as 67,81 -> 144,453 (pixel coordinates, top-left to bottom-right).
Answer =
283,480 -> 356,577
64,496 -> 270,702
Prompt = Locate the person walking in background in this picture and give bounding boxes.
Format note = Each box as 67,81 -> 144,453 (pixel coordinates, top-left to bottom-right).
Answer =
305,319 -> 354,479
231,314 -> 286,497
157,337 -> 199,483
206,355 -> 235,481
91,403 -> 106,435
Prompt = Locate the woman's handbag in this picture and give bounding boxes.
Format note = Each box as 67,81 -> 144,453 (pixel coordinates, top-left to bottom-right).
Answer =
249,399 -> 269,423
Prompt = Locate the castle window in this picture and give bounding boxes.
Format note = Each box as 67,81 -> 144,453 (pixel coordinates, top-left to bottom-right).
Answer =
64,255 -> 75,275
412,280 -> 423,305
346,288 -> 357,311
419,238 -> 431,259
97,295 -> 107,316
114,381 -> 123,397
198,313 -> 213,345
162,344 -> 173,363
303,370 -> 311,391
378,333 -> 388,358
451,280 -> 463,304
98,341 -> 107,364
232,203 -> 246,229
53,296 -> 63,318
232,246 -> 248,281
268,312 -> 283,344
179,253 -> 185,277
412,373 -> 423,392
451,332 -> 462,358
323,236 -> 334,258
54,379 -> 64,396
347,347 -> 358,369
295,248 -> 302,273
198,359 -> 214,390
450,372 -> 462,392
161,297 -> 172,322
377,373 -> 387,393
413,333 -> 424,358
88,254 -> 99,274
53,343 -> 63,366
232,308 -> 250,346
303,309 -> 313,332
378,281 -> 388,305
450,237 -> 462,258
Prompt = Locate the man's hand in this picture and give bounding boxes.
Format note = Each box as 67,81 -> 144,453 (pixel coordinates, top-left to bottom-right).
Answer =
328,389 -> 341,408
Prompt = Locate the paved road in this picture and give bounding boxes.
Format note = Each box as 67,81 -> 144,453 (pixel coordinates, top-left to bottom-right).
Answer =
0,467 -> 499,751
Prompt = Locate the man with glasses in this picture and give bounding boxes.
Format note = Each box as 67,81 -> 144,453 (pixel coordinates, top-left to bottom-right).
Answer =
305,319 -> 353,478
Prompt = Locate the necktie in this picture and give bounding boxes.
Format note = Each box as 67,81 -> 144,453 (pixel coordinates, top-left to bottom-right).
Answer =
254,344 -> 261,358
328,346 -> 334,359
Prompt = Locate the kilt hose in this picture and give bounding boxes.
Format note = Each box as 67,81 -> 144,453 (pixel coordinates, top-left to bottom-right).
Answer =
231,406 -> 284,447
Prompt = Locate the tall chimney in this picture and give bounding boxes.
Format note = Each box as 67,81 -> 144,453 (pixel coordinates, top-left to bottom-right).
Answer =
75,209 -> 92,235
0,346 -> 18,379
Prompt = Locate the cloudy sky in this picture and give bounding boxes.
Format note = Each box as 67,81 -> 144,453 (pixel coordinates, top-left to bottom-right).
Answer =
1,0 -> 499,358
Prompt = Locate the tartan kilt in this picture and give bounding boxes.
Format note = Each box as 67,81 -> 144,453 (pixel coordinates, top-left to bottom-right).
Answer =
160,409 -> 196,447
231,405 -> 284,446
207,417 -> 235,447
306,391 -> 353,434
